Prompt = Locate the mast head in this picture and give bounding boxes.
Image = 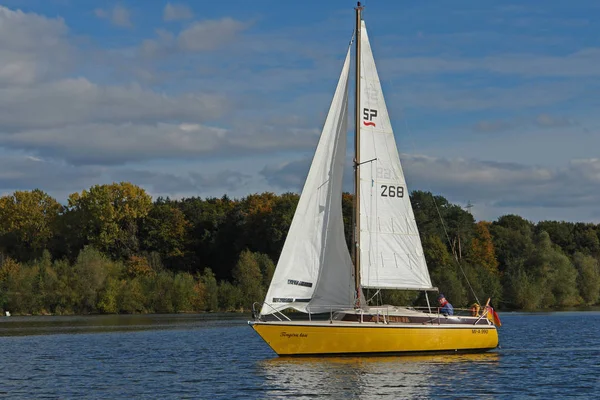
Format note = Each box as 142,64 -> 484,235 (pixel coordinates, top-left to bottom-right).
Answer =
356,1 -> 364,10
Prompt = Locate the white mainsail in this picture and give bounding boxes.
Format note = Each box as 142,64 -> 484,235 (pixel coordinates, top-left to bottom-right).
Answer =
260,47 -> 355,315
358,21 -> 433,290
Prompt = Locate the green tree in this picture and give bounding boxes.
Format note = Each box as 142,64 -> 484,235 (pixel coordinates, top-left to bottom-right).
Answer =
535,221 -> 575,254
525,231 -> 579,307
172,272 -> 196,312
572,252 -> 600,305
233,249 -> 265,310
423,235 -> 467,307
218,280 -> 242,311
573,224 -> 600,256
199,268 -> 218,311
139,203 -> 189,269
72,246 -> 113,313
490,215 -> 535,274
118,278 -> 145,313
66,182 -> 152,260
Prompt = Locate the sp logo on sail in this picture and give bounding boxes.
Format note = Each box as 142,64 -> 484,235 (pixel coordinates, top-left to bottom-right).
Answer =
363,108 -> 378,126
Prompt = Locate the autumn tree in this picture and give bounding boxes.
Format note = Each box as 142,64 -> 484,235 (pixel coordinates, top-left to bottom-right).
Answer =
0,189 -> 62,261
469,221 -> 499,274
65,182 -> 152,260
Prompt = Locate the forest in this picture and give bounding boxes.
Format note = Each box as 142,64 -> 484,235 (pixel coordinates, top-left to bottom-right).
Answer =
0,182 -> 599,315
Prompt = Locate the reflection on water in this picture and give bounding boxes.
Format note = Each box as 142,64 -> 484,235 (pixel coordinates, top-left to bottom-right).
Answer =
259,353 -> 500,399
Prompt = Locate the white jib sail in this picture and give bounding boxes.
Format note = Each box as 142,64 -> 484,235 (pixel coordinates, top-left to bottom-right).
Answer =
261,47 -> 355,315
358,21 -> 433,290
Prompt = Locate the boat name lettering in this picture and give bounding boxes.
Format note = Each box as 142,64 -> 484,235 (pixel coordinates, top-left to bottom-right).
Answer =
280,332 -> 308,339
471,329 -> 489,334
380,185 -> 404,198
287,279 -> 313,288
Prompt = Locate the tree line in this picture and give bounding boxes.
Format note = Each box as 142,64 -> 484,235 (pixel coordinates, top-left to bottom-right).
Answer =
0,182 -> 598,315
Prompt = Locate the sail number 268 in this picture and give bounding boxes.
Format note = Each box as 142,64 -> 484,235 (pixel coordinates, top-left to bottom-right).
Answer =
381,185 -> 404,198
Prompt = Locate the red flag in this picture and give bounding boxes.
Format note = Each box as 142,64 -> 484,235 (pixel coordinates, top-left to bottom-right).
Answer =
485,306 -> 502,327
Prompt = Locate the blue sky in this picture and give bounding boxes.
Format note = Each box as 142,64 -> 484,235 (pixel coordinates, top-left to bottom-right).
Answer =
1,0 -> 599,222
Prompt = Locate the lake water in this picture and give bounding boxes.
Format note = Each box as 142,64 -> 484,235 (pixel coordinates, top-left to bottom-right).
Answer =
0,312 -> 598,399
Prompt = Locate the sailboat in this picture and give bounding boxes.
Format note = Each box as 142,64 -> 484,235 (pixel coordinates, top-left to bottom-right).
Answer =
249,3 -> 499,356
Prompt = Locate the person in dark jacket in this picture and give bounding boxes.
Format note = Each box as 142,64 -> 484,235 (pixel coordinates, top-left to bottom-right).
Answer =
437,294 -> 454,316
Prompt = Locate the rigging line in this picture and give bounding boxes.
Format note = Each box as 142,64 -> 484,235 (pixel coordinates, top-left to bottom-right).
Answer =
431,197 -> 481,306
367,289 -> 381,303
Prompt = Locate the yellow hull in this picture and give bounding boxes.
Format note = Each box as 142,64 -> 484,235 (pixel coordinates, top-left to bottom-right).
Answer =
250,321 -> 498,356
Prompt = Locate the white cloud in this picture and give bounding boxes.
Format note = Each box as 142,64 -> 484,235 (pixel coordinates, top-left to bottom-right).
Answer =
0,78 -> 228,131
0,6 -> 72,85
95,5 -> 132,28
0,116 -> 321,166
163,3 -> 193,22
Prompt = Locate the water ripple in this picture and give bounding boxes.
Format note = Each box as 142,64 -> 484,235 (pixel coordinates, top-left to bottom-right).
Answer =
0,313 -> 599,398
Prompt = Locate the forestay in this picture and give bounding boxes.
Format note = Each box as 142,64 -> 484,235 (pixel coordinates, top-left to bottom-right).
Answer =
358,21 -> 433,290
260,47 -> 355,315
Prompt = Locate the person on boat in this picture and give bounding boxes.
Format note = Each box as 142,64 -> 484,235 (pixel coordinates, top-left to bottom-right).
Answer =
470,303 -> 481,316
437,294 -> 454,316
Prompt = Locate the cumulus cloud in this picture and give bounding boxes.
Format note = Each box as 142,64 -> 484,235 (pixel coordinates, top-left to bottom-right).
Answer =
95,5 -> 132,28
0,78 -> 228,132
0,118 -> 322,166
163,3 -> 193,22
0,6 -> 72,85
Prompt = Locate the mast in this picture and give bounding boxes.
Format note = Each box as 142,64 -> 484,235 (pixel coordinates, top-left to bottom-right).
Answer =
353,1 -> 363,305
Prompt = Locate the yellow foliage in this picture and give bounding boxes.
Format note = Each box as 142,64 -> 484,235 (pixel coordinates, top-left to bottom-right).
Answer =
0,189 -> 62,248
471,221 -> 499,273
126,255 -> 155,278
0,257 -> 21,281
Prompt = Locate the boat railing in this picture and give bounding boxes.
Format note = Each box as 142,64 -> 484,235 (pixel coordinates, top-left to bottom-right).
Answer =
252,302 -> 292,322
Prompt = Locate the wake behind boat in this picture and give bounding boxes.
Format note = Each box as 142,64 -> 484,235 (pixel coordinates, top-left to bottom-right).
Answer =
249,2 -> 499,356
